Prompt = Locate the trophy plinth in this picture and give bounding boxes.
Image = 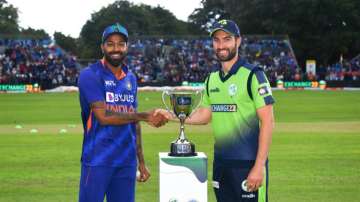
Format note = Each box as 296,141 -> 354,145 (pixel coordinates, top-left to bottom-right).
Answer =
169,140 -> 196,157
162,91 -> 202,157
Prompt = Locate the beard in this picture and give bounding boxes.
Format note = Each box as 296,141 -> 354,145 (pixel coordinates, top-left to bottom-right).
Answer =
104,50 -> 127,67
215,46 -> 238,62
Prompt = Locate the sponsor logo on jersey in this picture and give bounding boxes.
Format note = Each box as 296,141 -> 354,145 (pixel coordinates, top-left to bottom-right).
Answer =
241,180 -> 255,199
106,92 -> 115,102
210,87 -> 220,93
106,92 -> 135,103
106,104 -> 135,113
228,84 -> 237,96
211,104 -> 237,112
258,85 -> 271,96
242,193 -> 256,199
104,80 -> 116,87
241,180 -> 250,192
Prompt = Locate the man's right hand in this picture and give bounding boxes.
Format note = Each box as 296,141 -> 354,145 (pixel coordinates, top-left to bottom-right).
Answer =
147,109 -> 169,127
153,109 -> 177,121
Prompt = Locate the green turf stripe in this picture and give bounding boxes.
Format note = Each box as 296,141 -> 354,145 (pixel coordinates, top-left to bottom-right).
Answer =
258,166 -> 267,202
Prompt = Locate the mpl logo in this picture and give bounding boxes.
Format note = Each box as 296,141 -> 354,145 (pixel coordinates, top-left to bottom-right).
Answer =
106,92 -> 115,102
104,80 -> 116,87
258,85 -> 272,96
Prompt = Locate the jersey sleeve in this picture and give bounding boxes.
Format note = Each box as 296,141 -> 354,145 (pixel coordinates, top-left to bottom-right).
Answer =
251,70 -> 275,109
200,76 -> 211,108
78,68 -> 104,105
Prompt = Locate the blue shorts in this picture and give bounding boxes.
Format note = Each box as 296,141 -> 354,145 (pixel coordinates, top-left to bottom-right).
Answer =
212,160 -> 269,202
79,164 -> 137,202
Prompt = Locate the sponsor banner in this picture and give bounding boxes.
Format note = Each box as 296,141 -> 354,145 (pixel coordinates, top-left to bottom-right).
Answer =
182,81 -> 205,87
277,80 -> 327,89
0,84 -> 41,93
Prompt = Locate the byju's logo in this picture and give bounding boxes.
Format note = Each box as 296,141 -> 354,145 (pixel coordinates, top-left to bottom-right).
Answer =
106,92 -> 115,102
106,92 -> 135,103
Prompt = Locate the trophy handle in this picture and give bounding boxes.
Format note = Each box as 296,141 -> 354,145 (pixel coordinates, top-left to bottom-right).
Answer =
190,90 -> 203,117
162,90 -> 171,111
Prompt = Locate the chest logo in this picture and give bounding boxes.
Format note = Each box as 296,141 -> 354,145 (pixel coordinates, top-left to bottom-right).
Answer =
228,84 -> 237,96
211,104 -> 237,112
126,81 -> 132,91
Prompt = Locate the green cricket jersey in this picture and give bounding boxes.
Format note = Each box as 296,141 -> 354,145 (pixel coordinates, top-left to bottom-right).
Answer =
201,59 -> 275,161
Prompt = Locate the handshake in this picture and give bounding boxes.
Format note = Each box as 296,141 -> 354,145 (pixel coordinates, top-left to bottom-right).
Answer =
146,109 -> 175,128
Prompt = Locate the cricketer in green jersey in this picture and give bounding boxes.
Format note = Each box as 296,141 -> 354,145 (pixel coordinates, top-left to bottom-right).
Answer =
157,19 -> 275,202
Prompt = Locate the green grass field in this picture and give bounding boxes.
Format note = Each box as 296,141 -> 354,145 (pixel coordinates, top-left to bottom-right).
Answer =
0,90 -> 359,202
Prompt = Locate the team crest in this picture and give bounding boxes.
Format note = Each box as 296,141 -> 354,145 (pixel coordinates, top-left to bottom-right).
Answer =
219,19 -> 228,25
126,81 -> 132,90
228,84 -> 237,96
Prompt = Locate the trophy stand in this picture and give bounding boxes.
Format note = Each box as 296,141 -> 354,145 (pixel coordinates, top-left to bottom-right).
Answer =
159,152 -> 208,202
160,90 -> 207,202
169,112 -> 196,156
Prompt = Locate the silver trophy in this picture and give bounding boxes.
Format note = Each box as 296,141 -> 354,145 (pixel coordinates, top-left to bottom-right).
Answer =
162,90 -> 202,156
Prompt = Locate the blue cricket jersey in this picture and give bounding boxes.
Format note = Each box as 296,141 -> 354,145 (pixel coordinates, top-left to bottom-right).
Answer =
78,61 -> 138,167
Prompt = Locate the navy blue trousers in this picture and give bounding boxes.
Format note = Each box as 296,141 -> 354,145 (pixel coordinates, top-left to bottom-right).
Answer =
79,165 -> 136,202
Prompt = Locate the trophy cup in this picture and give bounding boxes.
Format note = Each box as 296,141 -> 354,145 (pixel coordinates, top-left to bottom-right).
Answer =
162,90 -> 202,156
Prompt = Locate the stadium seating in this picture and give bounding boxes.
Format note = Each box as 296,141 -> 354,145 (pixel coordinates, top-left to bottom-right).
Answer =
1,37 -> 359,90
323,56 -> 360,81
0,39 -> 79,89
126,36 -> 300,84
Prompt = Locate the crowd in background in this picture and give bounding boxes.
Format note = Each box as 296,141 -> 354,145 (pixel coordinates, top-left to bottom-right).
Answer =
0,39 -> 79,89
126,36 -> 299,84
1,37 -> 359,90
317,58 -> 360,81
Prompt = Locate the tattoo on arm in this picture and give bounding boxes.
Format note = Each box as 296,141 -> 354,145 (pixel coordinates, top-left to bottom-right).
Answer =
90,101 -> 106,109
90,101 -> 150,125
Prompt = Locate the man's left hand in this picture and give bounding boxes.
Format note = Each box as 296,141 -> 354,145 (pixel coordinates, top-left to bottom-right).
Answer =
246,165 -> 264,192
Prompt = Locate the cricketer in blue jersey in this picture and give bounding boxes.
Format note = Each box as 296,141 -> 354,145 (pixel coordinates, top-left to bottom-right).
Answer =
77,23 -> 168,202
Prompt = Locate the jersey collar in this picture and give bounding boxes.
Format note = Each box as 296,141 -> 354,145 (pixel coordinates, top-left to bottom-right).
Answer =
219,57 -> 245,82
